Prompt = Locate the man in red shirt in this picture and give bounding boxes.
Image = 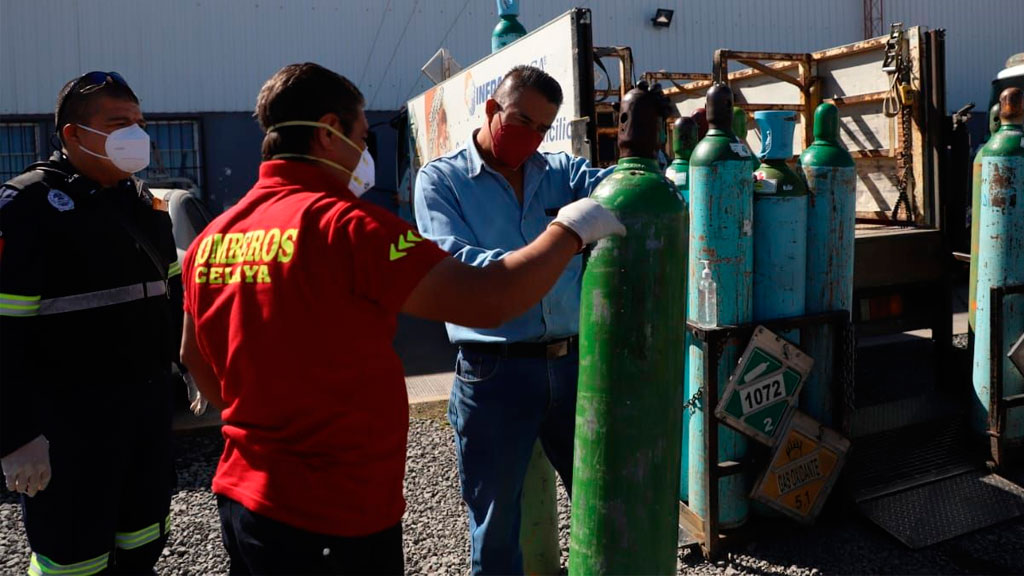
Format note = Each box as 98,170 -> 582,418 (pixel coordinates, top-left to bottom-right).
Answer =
179,62 -> 624,575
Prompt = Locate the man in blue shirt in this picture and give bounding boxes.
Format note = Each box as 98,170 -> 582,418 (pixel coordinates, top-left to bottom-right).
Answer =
414,65 -> 610,574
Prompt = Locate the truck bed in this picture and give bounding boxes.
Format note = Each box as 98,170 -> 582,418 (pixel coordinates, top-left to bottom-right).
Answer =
854,224 -> 944,291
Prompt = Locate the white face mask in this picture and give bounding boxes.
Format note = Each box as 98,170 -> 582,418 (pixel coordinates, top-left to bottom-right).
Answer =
266,120 -> 375,197
76,123 -> 151,173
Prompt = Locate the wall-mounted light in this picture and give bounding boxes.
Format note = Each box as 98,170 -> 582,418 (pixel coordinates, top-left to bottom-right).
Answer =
651,8 -> 674,28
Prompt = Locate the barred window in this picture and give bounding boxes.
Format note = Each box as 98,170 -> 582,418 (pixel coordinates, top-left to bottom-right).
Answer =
142,120 -> 202,189
0,123 -> 43,183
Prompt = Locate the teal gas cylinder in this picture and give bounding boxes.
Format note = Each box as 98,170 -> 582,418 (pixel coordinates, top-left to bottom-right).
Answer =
666,116 -> 698,503
492,0 -> 528,52
800,103 -> 856,426
970,102 -> 1019,332
752,111 -> 806,339
687,84 -> 754,529
972,88 -> 1024,445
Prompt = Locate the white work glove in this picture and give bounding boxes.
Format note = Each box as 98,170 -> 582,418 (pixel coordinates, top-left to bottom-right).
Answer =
183,371 -> 209,416
550,198 -> 627,248
1,435 -> 51,497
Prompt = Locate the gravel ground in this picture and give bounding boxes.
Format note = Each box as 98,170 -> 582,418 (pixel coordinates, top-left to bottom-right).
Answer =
3,407 -> 1024,575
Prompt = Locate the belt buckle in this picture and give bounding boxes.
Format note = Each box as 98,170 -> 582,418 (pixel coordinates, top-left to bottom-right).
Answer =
546,339 -> 569,359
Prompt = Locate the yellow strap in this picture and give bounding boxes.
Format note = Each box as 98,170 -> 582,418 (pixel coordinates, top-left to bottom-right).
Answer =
0,292 -> 41,302
114,513 -> 171,550
28,552 -> 108,576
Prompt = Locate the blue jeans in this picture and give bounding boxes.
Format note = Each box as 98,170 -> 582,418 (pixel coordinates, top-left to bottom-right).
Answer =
448,346 -> 578,575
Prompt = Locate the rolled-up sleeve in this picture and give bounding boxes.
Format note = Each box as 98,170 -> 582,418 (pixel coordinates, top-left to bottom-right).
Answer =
414,164 -> 509,267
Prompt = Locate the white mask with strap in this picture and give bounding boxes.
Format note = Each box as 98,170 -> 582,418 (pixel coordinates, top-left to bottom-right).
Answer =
77,123 -> 151,173
266,120 -> 375,197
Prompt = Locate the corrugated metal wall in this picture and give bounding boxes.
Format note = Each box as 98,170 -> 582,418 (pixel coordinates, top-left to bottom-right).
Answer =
884,0 -> 1024,109
1,0 -> 1019,115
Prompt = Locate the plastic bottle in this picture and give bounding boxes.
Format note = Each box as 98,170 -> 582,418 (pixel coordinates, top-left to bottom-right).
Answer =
698,259 -> 718,328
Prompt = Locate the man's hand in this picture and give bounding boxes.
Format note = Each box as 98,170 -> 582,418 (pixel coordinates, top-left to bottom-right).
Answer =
550,198 -> 626,249
1,435 -> 51,497
183,371 -> 210,416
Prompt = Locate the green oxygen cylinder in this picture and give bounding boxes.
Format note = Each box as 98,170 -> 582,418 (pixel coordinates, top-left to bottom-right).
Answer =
733,107 -> 760,173
969,102 -> 1019,331
520,440 -> 559,576
492,0 -> 528,53
666,116 -> 699,205
570,82 -> 686,575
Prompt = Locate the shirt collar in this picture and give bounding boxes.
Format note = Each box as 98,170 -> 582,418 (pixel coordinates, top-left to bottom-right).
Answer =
465,130 -> 546,179
466,132 -> 487,178
257,158 -> 354,198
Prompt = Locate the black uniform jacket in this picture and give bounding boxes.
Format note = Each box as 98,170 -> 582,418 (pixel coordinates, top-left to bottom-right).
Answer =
0,152 -> 180,457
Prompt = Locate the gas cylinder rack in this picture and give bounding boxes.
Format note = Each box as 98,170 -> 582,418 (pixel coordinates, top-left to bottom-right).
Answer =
666,47 -> 859,559
652,29 -> 954,351
679,312 -> 852,560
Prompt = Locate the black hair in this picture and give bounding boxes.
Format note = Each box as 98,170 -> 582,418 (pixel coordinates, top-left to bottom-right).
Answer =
493,65 -> 563,108
54,75 -> 139,144
256,62 -> 365,160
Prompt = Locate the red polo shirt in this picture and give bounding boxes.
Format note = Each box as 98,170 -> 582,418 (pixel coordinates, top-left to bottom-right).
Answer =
182,160 -> 447,536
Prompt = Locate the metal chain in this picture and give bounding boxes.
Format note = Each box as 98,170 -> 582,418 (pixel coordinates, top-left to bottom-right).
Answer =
683,385 -> 704,414
891,47 -> 915,224
892,102 -> 915,223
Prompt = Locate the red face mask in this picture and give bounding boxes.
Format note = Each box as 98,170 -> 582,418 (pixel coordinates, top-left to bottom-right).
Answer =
488,110 -> 544,170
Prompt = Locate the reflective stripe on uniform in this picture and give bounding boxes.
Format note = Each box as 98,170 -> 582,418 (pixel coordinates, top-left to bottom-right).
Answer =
0,293 -> 41,317
168,261 -> 182,278
114,513 -> 171,550
28,551 -> 109,576
36,281 -> 166,316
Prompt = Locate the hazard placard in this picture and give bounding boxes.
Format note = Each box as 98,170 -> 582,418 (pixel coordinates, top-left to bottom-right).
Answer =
715,325 -> 813,446
1009,332 -> 1024,378
751,411 -> 850,524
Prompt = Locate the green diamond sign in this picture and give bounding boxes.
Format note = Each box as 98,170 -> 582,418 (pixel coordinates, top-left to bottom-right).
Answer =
716,326 -> 814,446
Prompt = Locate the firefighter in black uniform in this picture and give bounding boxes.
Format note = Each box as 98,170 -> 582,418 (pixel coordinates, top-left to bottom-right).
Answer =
0,72 -> 179,575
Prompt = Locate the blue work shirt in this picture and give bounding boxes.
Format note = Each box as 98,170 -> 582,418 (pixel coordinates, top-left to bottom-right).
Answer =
414,133 -> 611,344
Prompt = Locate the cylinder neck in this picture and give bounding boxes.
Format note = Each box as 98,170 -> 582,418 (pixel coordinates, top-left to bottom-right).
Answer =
812,103 -> 841,145
616,157 -> 662,173
705,127 -> 734,138
496,0 -> 520,17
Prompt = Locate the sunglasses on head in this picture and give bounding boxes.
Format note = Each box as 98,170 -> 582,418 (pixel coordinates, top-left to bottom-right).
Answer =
55,71 -> 134,133
74,71 -> 129,94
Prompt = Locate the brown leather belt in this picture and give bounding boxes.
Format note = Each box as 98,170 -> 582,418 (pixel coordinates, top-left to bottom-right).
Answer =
459,335 -> 579,359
